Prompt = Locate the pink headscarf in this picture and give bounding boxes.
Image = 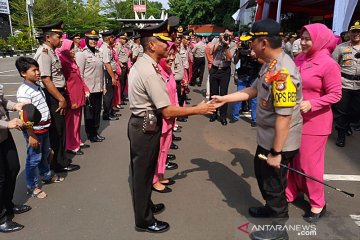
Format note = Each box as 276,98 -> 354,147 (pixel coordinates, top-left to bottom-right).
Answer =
159,41 -> 177,73
55,39 -> 77,70
300,23 -> 336,58
79,38 -> 86,49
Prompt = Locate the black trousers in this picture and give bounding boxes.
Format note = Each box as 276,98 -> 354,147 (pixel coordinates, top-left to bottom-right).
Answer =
127,115 -> 162,227
190,57 -> 205,85
209,66 -> 231,119
84,92 -> 103,138
176,80 -> 186,107
333,88 -> 360,130
0,132 -> 20,223
103,71 -> 115,118
44,88 -> 70,170
119,65 -> 128,100
254,145 -> 298,218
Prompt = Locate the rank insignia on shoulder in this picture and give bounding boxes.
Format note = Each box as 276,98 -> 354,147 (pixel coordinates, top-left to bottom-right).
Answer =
268,59 -> 277,71
152,64 -> 161,74
345,48 -> 351,53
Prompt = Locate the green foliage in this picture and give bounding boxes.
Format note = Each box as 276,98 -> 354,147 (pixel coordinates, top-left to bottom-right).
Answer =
0,38 -> 9,52
7,32 -> 35,51
168,0 -> 239,29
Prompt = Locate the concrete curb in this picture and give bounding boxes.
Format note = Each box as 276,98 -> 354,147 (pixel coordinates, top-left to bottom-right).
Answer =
0,53 -> 34,59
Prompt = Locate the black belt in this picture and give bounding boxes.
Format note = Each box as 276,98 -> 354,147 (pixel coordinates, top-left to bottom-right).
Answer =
212,65 -> 230,70
341,72 -> 360,80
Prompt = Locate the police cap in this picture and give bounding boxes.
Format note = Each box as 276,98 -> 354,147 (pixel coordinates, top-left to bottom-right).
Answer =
84,29 -> 99,39
245,19 -> 281,40
20,104 -> 42,128
102,30 -> 115,38
117,31 -> 128,39
69,33 -> 81,40
138,19 -> 172,42
350,20 -> 360,31
40,21 -> 64,34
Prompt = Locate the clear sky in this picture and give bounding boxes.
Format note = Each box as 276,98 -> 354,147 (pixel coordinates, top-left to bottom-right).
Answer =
149,0 -> 169,9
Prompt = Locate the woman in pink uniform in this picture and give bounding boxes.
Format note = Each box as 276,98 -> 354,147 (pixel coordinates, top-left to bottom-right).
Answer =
152,43 -> 178,193
286,23 -> 342,223
57,39 -> 90,155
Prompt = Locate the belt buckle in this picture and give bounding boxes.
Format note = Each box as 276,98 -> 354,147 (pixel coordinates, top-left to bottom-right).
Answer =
218,66 -> 222,70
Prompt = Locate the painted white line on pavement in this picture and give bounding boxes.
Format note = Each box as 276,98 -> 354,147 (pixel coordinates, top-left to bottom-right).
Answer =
350,215 -> 360,227
0,75 -> 18,77
324,174 -> 360,181
0,70 -> 16,74
1,82 -> 22,85
4,94 -> 16,97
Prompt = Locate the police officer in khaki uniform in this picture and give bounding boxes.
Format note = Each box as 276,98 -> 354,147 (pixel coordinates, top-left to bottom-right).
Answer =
99,30 -> 119,121
34,21 -> 80,173
332,20 -> 360,147
190,34 -> 206,87
76,29 -> 105,142
116,32 -> 130,102
131,34 -> 143,63
128,19 -> 215,233
211,19 -> 303,240
69,33 -> 81,53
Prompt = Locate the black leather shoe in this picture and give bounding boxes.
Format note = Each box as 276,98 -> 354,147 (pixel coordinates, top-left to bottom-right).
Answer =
176,125 -> 183,130
249,229 -> 288,240
335,130 -> 346,147
152,203 -> 165,214
12,205 -> 31,215
112,108 -> 120,112
80,143 -> 90,149
189,83 -> 196,86
209,114 -> 217,122
110,113 -> 121,117
160,178 -> 175,186
177,117 -> 187,122
221,119 -> 228,126
249,207 -> 271,218
67,149 -> 84,155
115,105 -> 124,109
251,122 -> 257,127
103,116 -> 119,121
303,205 -> 326,223
172,135 -> 182,141
173,128 -> 182,133
152,186 -> 172,193
89,136 -> 102,142
55,164 -> 80,173
196,83 -> 202,87
166,162 -> 178,170
135,220 -> 170,233
167,154 -> 176,161
170,143 -> 178,150
0,220 -> 24,233
121,102 -> 127,106
346,127 -> 353,136
97,134 -> 105,140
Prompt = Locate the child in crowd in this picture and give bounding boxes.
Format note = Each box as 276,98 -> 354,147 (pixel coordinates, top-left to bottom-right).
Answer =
15,57 -> 64,199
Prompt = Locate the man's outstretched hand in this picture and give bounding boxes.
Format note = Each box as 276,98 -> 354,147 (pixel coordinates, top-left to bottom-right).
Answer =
196,100 -> 216,115
209,95 -> 226,109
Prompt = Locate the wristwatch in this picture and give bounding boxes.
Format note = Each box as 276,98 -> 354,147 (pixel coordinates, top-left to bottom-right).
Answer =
270,148 -> 282,156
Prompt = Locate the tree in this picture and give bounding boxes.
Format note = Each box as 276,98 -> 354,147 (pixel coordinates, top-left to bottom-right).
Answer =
9,0 -> 29,31
168,0 -> 239,29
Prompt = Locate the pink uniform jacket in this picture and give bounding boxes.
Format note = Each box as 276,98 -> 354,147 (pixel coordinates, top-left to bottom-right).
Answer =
294,23 -> 342,136
57,39 -> 89,109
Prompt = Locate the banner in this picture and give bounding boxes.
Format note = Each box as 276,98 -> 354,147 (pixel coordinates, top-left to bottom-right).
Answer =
0,0 -> 10,15
133,4 -> 146,13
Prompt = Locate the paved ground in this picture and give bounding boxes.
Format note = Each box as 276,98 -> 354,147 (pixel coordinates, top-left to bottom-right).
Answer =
0,57 -> 359,240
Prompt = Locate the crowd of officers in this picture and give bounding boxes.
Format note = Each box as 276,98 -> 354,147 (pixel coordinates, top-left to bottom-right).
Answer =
0,15 -> 359,239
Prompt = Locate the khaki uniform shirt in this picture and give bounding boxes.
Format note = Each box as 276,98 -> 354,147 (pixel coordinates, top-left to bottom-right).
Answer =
76,47 -> 104,93
172,52 -> 184,81
132,43 -> 143,60
34,44 -> 66,88
0,84 -> 16,143
332,42 -> 360,90
117,43 -> 129,64
252,52 -> 303,152
179,44 -> 190,69
128,53 -> 171,117
192,41 -> 206,58
99,42 -> 116,72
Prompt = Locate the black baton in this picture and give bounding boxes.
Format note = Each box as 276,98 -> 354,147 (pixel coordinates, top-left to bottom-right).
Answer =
258,154 -> 355,198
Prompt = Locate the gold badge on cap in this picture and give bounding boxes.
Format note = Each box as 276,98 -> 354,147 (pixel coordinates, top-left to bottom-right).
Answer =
91,30 -> 96,35
124,33 -> 127,36
355,21 -> 360,26
178,26 -> 183,33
